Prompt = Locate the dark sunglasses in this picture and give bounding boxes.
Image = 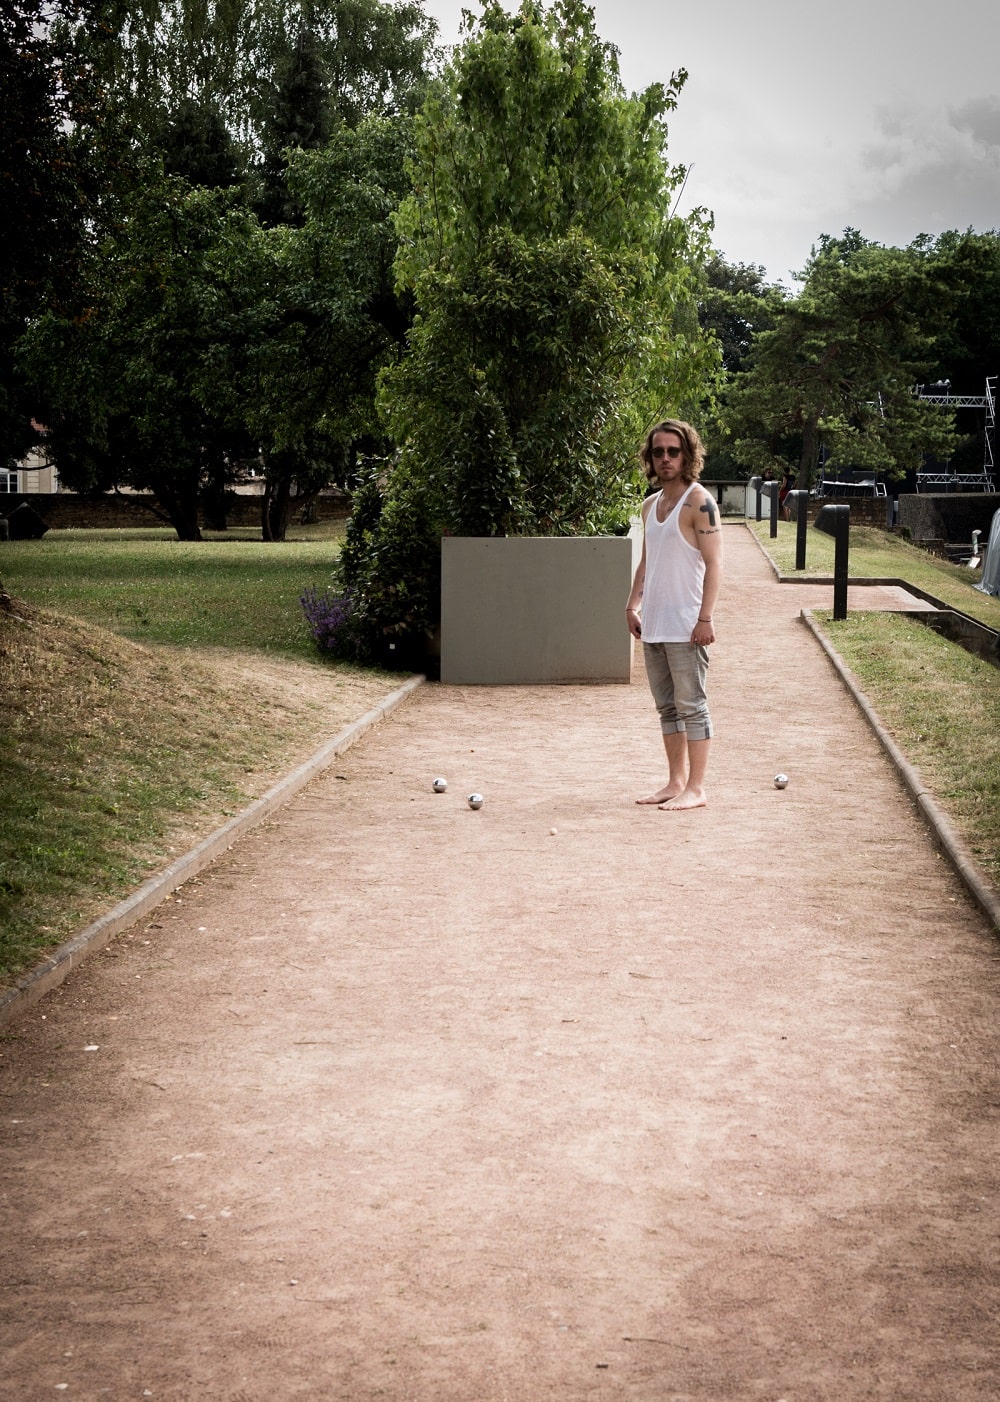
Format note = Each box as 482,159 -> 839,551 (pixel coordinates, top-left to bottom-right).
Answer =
652,446 -> 683,459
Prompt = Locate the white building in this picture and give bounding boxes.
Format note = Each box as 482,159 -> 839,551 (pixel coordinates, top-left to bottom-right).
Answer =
2,424 -> 58,495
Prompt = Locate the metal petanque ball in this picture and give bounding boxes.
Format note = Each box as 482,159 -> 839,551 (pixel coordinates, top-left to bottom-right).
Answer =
432,777 -> 448,793
467,793 -> 484,810
774,773 -> 789,789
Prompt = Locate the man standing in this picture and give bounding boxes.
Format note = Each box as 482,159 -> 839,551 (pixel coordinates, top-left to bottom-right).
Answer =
625,419 -> 723,811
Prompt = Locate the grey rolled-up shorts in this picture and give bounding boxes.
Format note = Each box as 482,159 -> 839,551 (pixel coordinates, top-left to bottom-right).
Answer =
642,641 -> 712,742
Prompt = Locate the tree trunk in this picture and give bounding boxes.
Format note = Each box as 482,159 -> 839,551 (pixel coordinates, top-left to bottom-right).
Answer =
155,483 -> 203,540
170,508 -> 203,542
798,415 -> 822,492
261,478 -> 291,542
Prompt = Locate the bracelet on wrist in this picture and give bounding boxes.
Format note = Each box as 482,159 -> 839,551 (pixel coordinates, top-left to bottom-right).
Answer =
697,616 -> 712,622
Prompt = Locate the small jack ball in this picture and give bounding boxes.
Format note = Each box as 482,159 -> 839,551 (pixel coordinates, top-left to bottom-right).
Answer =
432,777 -> 448,793
774,773 -> 789,789
468,793 -> 484,809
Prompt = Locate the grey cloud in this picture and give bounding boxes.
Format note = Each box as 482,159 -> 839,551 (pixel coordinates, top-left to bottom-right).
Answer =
949,97 -> 1000,147
849,152 -> 999,249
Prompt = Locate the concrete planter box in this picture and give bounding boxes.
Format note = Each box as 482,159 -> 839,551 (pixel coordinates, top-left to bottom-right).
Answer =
440,532 -> 641,685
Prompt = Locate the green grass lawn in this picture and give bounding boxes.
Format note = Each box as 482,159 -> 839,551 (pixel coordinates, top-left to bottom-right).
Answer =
0,523 -> 348,657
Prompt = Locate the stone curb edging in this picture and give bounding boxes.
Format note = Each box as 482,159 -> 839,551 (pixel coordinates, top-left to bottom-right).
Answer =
0,674 -> 425,1031
744,522 -> 784,579
800,610 -> 1000,934
748,521 -> 1000,929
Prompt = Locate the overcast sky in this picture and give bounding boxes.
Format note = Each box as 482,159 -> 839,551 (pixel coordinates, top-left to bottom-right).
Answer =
418,0 -> 1000,287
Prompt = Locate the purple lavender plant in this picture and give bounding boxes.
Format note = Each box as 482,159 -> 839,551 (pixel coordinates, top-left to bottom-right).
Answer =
300,586 -> 356,656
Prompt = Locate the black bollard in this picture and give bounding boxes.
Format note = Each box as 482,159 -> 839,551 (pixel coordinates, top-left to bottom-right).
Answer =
769,482 -> 779,538
831,504 -> 850,620
790,491 -> 809,569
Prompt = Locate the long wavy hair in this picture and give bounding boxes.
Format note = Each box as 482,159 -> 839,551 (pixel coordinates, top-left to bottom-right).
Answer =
640,419 -> 706,486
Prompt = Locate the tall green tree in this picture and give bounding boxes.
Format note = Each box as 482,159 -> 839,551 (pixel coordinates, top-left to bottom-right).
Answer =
257,20 -> 334,226
312,0 -> 436,128
22,180 -> 269,539
391,0 -> 718,516
13,0 -> 432,539
242,116 -> 414,539
0,0 -> 110,467
154,94 -> 247,188
697,253 -> 787,477
721,231 -> 959,488
341,0 -> 719,653
698,254 -> 786,377
101,0 -> 435,152
922,229 -> 1000,474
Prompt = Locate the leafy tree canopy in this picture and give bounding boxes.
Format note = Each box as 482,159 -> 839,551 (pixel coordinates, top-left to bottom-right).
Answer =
925,228 -> 1000,395
389,0 -> 718,515
719,230 -> 961,487
244,116 -> 415,536
22,179 -> 270,538
697,253 -> 789,478
339,0 -> 720,654
11,0 -> 432,538
97,0 -> 436,151
913,227 -> 1000,474
698,253 -> 787,377
1,0 -> 114,465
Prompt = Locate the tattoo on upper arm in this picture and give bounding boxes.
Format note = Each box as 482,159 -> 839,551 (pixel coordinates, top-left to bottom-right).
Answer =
699,499 -> 718,528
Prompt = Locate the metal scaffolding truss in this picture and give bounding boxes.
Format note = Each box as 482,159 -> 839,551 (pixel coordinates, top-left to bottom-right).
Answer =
914,376 -> 996,489
917,392 -> 991,410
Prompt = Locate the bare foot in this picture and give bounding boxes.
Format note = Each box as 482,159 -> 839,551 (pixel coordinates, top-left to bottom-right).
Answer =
658,788 -> 707,811
636,783 -> 685,805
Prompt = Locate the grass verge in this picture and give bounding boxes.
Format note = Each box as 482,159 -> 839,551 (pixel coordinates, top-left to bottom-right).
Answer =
748,518 -> 1000,629
749,520 -> 1000,893
812,609 -> 1000,890
0,526 -> 398,983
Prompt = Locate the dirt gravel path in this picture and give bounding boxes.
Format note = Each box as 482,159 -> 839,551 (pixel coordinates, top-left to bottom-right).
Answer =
2,525 -> 998,1401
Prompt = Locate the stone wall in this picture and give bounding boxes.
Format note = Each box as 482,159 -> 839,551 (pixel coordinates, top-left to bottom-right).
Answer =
776,491 -> 999,535
807,495 -> 893,527
10,486 -> 997,545
0,491 -> 350,531
752,485 -> 892,528
896,493 -> 1000,545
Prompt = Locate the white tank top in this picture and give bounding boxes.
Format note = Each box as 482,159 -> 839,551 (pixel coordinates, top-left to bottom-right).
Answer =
640,484 -> 704,643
